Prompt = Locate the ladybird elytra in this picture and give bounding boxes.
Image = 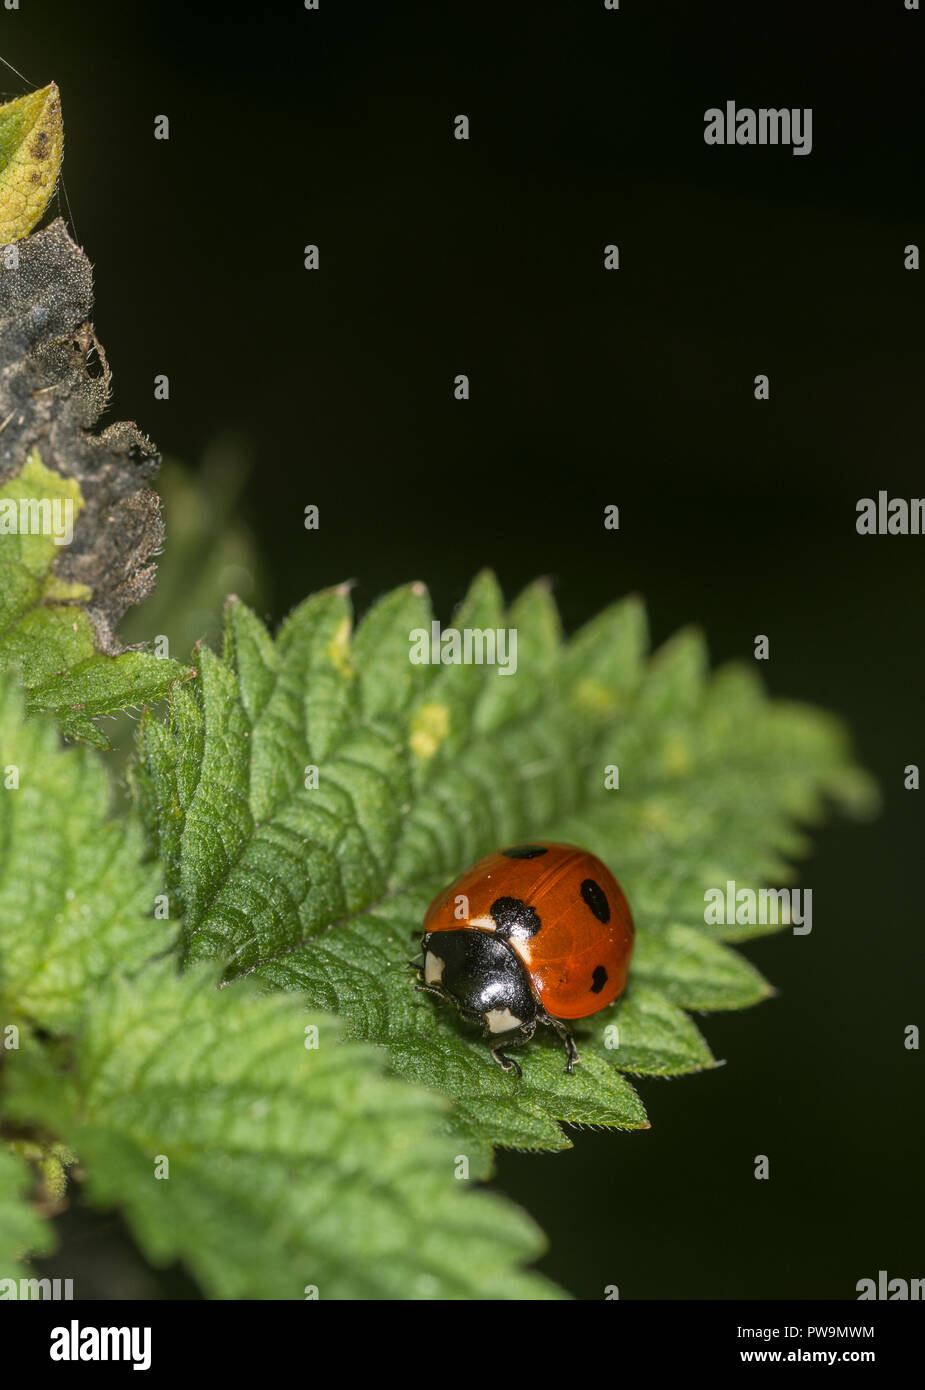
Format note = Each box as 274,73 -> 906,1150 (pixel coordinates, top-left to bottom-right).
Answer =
414,841 -> 635,1077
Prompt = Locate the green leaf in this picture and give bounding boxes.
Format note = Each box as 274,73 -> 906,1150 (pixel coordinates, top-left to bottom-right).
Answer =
0,670 -> 173,1032
5,961 -> 561,1300
133,575 -> 877,1153
0,680 -> 555,1298
631,925 -> 772,1011
583,984 -> 715,1076
0,84 -> 63,244
0,1145 -> 54,1280
252,888 -> 648,1162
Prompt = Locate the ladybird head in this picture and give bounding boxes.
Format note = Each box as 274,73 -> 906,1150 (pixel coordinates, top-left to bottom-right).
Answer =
418,928 -> 537,1039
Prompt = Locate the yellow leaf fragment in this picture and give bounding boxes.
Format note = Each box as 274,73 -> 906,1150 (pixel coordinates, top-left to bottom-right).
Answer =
0,83 -> 63,244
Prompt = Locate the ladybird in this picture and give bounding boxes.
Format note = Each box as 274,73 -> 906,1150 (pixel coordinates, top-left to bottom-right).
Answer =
414,841 -> 634,1077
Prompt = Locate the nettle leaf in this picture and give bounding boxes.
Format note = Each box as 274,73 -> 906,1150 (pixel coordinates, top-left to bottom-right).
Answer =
0,677 -> 557,1297
5,961 -> 559,1300
0,219 -> 193,746
133,575 -> 876,1157
0,671 -> 172,1033
0,84 -> 63,244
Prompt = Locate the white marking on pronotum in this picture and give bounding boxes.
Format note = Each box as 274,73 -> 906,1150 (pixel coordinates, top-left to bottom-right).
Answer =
484,1008 -> 523,1034
424,952 -> 446,985
466,914 -> 534,965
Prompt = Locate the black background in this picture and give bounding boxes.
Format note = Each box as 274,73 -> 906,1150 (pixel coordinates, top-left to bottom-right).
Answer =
6,0 -> 923,1299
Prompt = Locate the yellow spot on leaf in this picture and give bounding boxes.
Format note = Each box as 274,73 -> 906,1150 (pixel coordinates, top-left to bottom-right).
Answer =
0,83 -> 64,244
327,616 -> 354,676
661,733 -> 692,776
572,678 -> 618,714
410,702 -> 450,760
640,799 -> 670,829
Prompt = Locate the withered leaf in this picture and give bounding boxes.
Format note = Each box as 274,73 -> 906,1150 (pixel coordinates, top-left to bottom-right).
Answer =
0,218 -> 191,744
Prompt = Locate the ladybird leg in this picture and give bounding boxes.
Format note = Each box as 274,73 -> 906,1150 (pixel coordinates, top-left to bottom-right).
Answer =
489,1020 -> 534,1078
544,1014 -> 580,1073
563,1032 -> 580,1074
490,1045 -> 523,1079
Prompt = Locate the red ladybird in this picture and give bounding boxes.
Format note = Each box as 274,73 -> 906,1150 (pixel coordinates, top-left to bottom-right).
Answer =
415,842 -> 634,1076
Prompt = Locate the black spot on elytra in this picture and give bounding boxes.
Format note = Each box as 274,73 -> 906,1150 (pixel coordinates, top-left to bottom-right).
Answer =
490,896 -> 542,939
580,878 -> 610,923
591,965 -> 608,994
501,844 -> 548,859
